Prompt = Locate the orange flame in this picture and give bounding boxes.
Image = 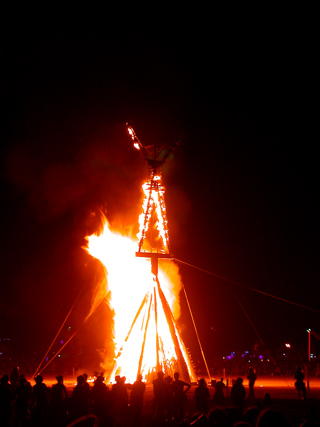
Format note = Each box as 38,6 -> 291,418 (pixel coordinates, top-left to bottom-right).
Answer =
86,190 -> 196,383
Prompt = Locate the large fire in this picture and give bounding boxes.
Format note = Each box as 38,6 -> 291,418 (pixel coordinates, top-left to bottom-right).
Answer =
85,125 -> 196,384
86,215 -> 196,384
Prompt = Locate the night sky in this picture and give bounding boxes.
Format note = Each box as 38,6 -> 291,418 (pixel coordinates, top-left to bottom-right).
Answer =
1,24 -> 318,370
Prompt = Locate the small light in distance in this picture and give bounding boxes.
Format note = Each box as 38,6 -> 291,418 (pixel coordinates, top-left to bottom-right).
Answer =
285,343 -> 291,348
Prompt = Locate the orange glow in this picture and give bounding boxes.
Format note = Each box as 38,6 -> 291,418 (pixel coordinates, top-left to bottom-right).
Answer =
138,175 -> 169,253
86,214 -> 196,384
86,126 -> 194,383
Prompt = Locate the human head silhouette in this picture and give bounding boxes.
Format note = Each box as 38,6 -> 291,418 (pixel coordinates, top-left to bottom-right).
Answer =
34,374 -> 43,384
77,375 -> 85,385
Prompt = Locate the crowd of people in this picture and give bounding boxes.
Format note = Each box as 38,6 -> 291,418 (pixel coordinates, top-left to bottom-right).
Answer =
0,366 -> 318,426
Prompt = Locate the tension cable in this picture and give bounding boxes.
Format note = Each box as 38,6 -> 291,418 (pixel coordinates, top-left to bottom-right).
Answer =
173,258 -> 320,313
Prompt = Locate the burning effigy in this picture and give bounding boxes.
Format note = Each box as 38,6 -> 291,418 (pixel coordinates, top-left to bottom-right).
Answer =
86,125 -> 196,384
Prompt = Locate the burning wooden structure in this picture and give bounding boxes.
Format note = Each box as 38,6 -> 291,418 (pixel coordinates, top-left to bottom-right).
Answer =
126,124 -> 195,382
86,125 -> 196,384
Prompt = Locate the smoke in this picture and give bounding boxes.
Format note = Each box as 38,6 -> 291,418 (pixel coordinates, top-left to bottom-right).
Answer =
2,122 -> 147,364
5,125 -> 144,225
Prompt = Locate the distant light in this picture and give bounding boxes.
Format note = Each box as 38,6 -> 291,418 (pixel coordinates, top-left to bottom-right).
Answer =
259,355 -> 263,359
60,340 -> 63,344
307,329 -> 311,333
285,343 -> 291,348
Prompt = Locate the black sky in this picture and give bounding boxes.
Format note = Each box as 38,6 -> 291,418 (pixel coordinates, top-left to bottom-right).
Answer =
1,23 -> 318,367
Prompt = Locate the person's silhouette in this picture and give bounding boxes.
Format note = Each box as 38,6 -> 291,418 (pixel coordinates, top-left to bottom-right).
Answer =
32,374 -> 48,425
71,375 -> 90,420
130,374 -> 146,426
50,375 -> 68,426
153,371 -> 171,424
171,371 -> 191,421
230,377 -> 246,409
0,375 -> 14,427
247,368 -> 257,400
194,378 -> 210,413
294,367 -> 307,399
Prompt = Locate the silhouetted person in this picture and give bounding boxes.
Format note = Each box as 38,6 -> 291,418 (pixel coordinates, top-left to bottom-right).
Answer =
10,367 -> 19,390
230,377 -> 246,409
262,392 -> 273,408
83,373 -> 90,392
295,366 -> 307,399
32,374 -> 48,426
18,374 -> 32,394
121,376 -> 130,396
14,377 -> 32,427
171,371 -> 191,422
111,375 -> 128,426
90,375 -> 110,423
0,374 -> 14,427
194,378 -> 210,414
213,378 -> 226,406
153,371 -> 171,425
50,375 -> 68,427
71,374 -> 90,421
164,375 -> 174,422
130,374 -> 146,426
247,367 -> 256,400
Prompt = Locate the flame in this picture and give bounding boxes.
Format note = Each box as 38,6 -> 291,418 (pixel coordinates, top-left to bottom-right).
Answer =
138,175 -> 169,253
86,214 -> 196,383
